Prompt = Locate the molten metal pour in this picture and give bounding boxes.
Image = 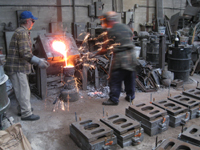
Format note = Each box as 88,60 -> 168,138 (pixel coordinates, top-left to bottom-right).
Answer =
52,39 -> 79,112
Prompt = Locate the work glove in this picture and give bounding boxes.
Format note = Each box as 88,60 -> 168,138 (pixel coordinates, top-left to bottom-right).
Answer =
31,56 -> 50,69
38,59 -> 50,69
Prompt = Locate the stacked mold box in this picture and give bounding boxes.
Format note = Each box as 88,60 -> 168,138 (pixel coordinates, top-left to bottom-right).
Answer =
155,138 -> 200,150
100,114 -> 144,148
69,88 -> 200,149
70,119 -> 117,150
125,102 -> 169,136
178,124 -> 200,147
152,99 -> 190,127
183,88 -> 200,100
168,94 -> 200,119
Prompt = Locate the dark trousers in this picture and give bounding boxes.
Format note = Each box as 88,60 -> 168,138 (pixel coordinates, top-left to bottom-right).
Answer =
109,69 -> 135,103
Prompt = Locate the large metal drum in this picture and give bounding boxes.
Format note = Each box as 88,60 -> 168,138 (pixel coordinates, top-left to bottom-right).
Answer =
168,46 -> 191,82
0,55 -> 10,114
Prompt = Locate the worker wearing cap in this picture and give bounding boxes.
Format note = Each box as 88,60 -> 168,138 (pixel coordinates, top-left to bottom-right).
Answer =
94,11 -> 137,105
4,11 -> 49,121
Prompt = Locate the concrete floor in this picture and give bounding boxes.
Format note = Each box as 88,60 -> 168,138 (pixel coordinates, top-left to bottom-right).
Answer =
6,74 -> 200,150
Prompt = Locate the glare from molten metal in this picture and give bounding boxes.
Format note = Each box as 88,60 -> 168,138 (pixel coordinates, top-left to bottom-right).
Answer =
52,41 -> 66,53
52,40 -> 73,67
64,65 -> 74,68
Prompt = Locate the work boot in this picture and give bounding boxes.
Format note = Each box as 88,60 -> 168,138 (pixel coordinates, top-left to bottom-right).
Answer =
21,114 -> 40,121
125,96 -> 134,102
18,108 -> 34,116
102,99 -> 118,105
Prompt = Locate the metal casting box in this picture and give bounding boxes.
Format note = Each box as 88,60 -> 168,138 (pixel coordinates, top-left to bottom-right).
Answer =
155,138 -> 200,150
183,88 -> 200,100
100,114 -> 144,148
168,94 -> 200,119
152,99 -> 190,127
178,124 -> 200,147
125,103 -> 169,136
70,119 -> 117,150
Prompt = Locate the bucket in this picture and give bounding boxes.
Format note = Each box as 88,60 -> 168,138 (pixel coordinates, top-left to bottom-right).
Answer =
180,36 -> 189,45
0,54 -> 10,114
134,46 -> 141,58
158,26 -> 166,35
146,42 -> 159,65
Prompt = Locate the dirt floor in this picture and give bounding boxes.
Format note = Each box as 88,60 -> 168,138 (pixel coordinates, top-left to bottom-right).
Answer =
5,74 -> 200,150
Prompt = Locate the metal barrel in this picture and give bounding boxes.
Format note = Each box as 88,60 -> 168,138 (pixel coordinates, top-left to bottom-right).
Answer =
63,66 -> 75,77
0,55 -> 10,114
146,42 -> 159,65
168,46 -> 191,82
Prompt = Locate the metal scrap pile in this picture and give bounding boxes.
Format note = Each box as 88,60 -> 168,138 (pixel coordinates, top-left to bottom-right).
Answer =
136,59 -> 161,92
76,53 -> 111,90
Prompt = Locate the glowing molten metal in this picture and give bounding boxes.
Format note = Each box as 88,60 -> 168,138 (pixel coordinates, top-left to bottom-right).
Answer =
52,40 -> 74,67
52,41 -> 66,52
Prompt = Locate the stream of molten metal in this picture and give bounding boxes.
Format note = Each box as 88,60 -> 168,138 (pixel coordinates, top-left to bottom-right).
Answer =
52,40 -> 74,67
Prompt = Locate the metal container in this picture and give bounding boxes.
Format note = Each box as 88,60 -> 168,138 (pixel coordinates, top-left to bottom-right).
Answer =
60,66 -> 79,102
146,42 -> 159,65
168,46 -> 191,82
0,55 -> 10,114
63,66 -> 75,77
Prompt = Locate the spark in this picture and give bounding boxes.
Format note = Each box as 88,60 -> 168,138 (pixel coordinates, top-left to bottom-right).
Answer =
83,33 -> 90,43
78,46 -> 84,52
67,95 -> 70,111
75,78 -> 79,92
61,101 -> 65,111
95,39 -> 110,46
79,33 -> 84,37
93,32 -> 107,40
53,99 -> 67,112
78,33 -> 90,53
107,43 -> 121,50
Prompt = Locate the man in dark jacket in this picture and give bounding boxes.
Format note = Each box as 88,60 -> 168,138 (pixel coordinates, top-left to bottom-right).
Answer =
4,11 -> 49,120
94,11 -> 137,105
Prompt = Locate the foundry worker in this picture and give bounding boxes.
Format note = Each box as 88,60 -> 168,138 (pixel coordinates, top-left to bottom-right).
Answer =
4,11 -> 49,121
92,11 -> 137,105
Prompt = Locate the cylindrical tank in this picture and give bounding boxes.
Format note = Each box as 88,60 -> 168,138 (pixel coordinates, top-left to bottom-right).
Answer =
168,45 -> 191,82
60,66 -> 79,102
63,66 -> 75,77
146,42 -> 159,65
0,55 -> 10,114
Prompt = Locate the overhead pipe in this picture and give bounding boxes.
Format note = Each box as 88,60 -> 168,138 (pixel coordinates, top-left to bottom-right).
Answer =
131,5 -> 185,10
0,4 -> 87,7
